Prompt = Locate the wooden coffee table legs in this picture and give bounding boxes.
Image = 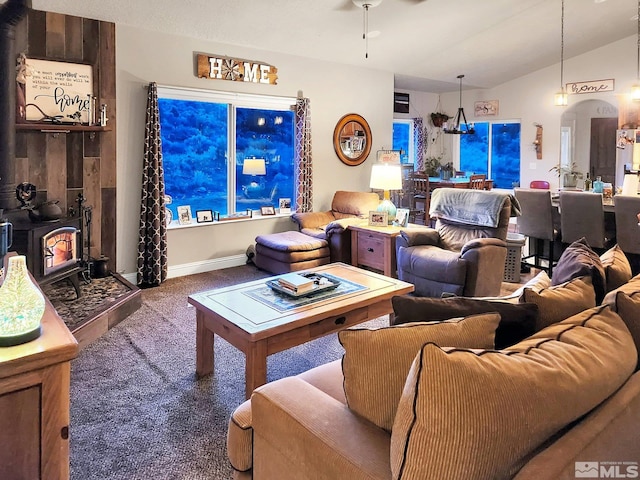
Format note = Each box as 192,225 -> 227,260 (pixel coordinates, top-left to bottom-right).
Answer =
196,310 -> 268,399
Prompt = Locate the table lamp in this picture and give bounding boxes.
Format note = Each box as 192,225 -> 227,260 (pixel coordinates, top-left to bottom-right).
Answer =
242,158 -> 266,197
369,163 -> 402,223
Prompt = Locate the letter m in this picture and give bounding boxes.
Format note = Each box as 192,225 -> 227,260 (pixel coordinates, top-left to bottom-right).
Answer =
243,62 -> 258,82
600,466 -> 616,478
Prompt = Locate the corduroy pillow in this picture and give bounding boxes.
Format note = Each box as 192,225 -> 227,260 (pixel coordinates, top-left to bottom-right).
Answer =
338,313 -> 501,432
391,295 -> 538,349
522,276 -> 596,331
609,292 -> 640,371
551,237 -> 606,303
602,273 -> 640,305
600,244 -> 633,292
390,305 -> 636,480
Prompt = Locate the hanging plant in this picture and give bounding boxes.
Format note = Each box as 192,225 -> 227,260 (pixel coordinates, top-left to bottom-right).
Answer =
430,112 -> 450,128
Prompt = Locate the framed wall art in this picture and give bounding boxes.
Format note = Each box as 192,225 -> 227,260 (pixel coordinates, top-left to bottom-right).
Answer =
21,57 -> 94,123
474,100 -> 499,117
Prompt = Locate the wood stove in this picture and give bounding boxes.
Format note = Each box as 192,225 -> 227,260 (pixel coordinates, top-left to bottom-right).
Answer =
9,214 -> 83,297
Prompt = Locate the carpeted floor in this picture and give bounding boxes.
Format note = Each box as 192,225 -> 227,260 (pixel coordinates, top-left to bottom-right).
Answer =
69,264 -> 388,480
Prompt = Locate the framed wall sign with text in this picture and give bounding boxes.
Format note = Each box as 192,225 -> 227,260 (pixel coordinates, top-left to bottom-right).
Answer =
23,58 -> 93,123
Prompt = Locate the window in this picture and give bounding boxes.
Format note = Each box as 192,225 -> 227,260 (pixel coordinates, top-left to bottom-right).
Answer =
460,121 -> 521,189
157,86 -> 295,220
393,119 -> 414,164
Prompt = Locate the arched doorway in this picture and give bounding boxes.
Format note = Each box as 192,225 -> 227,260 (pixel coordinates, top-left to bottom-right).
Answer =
560,99 -> 618,187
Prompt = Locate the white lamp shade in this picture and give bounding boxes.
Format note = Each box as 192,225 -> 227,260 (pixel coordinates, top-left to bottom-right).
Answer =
242,158 -> 266,175
369,163 -> 402,191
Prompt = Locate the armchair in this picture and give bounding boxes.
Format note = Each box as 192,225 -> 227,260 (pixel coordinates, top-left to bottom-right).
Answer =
291,191 -> 380,263
396,189 -> 513,297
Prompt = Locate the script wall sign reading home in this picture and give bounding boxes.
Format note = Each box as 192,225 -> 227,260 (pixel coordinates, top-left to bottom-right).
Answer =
196,53 -> 278,85
566,79 -> 615,95
23,58 -> 93,122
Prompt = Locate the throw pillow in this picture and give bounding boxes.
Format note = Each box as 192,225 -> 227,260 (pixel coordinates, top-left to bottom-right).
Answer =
338,313 -> 501,432
522,276 -> 596,331
612,292 -> 640,370
390,305 -> 636,480
600,244 -> 633,292
391,295 -> 538,349
551,237 -> 606,303
602,273 -> 640,305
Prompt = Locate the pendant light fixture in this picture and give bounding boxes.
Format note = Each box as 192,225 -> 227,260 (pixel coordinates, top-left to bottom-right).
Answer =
352,0 -> 382,59
631,0 -> 640,101
443,75 -> 475,135
554,0 -> 568,106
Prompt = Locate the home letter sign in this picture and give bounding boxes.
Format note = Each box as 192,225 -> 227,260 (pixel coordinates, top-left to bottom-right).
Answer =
196,54 -> 278,85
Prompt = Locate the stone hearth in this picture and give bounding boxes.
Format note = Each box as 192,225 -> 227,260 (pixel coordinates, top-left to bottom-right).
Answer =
41,273 -> 141,349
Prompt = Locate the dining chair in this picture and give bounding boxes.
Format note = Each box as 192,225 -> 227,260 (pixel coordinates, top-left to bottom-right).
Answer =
469,174 -> 486,190
514,188 -> 559,276
407,173 -> 430,225
559,191 -> 615,250
614,195 -> 640,255
529,180 -> 550,189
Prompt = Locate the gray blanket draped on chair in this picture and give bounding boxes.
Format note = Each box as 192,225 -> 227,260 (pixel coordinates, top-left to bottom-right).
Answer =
429,189 -> 520,228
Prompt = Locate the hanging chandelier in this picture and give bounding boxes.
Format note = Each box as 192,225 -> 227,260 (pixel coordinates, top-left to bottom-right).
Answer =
554,0 -> 568,106
352,0 -> 382,59
443,75 -> 475,135
631,0 -> 640,101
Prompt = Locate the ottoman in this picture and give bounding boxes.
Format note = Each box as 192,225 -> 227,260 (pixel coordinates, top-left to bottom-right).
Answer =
254,231 -> 330,274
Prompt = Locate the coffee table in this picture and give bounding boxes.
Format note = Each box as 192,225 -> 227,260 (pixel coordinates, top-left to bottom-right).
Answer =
188,262 -> 414,398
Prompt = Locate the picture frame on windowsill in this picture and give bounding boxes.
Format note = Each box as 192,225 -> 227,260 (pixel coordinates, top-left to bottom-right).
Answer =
196,209 -> 214,223
278,197 -> 292,214
177,205 -> 193,225
260,205 -> 276,216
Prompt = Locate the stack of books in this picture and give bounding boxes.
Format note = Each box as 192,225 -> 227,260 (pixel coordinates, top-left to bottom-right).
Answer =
277,273 -> 315,294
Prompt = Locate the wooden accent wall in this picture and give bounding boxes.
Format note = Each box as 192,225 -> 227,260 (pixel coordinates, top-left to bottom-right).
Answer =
13,9 -> 116,264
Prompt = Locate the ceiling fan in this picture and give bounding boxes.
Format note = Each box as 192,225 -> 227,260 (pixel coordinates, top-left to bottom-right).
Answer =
340,0 -> 429,58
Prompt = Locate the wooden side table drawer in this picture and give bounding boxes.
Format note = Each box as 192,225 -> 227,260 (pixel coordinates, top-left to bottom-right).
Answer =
356,233 -> 385,271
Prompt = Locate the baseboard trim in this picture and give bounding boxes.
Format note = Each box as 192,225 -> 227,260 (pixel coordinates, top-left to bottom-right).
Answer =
120,254 -> 248,284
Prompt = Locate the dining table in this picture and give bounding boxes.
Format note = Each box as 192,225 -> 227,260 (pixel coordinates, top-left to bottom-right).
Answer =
428,176 -> 494,190
551,191 -> 615,213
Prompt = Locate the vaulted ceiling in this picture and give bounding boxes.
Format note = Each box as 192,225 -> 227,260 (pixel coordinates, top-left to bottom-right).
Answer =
22,0 -> 640,92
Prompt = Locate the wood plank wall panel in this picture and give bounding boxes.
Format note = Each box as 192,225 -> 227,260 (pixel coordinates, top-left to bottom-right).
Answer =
64,16 -> 83,60
45,13 -> 65,58
14,9 -> 117,269
101,188 -> 116,265
26,10 -> 46,58
66,135 -> 84,189
45,134 -> 68,210
83,157 -> 102,259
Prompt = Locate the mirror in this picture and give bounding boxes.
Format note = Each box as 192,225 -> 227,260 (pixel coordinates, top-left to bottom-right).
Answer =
560,99 -> 618,187
333,113 -> 372,166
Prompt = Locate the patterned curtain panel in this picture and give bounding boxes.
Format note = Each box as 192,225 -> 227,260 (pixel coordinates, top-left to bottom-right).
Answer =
136,82 -> 168,287
413,116 -> 425,173
294,97 -> 313,213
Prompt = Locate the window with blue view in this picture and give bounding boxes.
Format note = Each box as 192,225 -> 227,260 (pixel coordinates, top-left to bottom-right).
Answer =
158,88 -> 295,220
393,120 -> 414,164
460,121 -> 520,189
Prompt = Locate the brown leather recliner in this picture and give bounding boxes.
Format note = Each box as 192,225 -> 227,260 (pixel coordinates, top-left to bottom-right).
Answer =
396,189 -> 514,298
291,191 -> 381,263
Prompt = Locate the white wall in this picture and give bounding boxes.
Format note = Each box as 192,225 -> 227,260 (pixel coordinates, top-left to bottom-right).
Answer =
116,25 -> 394,277
435,36 -> 634,190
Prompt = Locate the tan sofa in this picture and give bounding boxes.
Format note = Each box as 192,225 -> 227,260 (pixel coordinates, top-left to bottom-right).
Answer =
227,244 -> 640,479
291,191 -> 380,264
